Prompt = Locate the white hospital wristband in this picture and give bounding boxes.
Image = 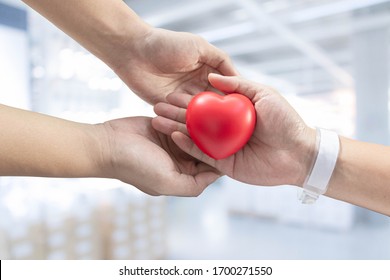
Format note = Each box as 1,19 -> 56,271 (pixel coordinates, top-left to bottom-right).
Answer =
299,128 -> 340,204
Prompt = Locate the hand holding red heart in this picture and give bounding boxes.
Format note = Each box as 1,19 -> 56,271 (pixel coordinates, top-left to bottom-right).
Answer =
186,91 -> 256,160
152,73 -> 317,187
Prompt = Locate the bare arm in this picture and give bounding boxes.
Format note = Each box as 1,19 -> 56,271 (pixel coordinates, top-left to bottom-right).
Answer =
22,0 -> 150,70
22,0 -> 237,104
0,103 -> 102,177
327,137 -> 390,216
0,103 -> 219,195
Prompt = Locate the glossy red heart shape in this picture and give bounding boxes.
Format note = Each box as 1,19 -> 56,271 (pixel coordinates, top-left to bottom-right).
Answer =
186,91 -> 256,160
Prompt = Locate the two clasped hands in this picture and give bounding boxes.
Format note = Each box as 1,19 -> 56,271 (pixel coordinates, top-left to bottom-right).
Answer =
4,0 -> 388,215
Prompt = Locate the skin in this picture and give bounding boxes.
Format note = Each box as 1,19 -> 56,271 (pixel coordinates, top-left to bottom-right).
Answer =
10,0 -> 238,195
22,0 -> 238,104
153,73 -> 390,216
0,104 -> 220,196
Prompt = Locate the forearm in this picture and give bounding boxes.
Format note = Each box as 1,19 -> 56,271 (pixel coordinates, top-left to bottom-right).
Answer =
325,136 -> 390,216
0,104 -> 104,178
22,0 -> 151,69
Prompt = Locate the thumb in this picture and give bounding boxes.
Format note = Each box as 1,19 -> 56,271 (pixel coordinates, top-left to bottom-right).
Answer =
208,73 -> 260,100
171,131 -> 218,168
197,37 -> 239,77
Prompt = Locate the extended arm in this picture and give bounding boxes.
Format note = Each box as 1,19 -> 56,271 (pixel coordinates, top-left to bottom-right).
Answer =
0,103 -> 102,177
22,0 -> 238,104
327,137 -> 390,216
22,0 -> 149,70
0,103 -> 219,195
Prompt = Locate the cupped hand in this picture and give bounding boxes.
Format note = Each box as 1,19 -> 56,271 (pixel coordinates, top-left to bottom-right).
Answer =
99,116 -> 220,196
113,28 -> 238,105
152,73 -> 317,187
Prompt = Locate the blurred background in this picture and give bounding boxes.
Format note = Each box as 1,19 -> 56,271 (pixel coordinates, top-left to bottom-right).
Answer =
0,0 -> 389,259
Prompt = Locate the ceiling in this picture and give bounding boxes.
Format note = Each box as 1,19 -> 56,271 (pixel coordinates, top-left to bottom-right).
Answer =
125,0 -> 390,96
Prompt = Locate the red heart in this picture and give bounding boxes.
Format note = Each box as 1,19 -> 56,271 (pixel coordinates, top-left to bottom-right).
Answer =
186,91 -> 256,160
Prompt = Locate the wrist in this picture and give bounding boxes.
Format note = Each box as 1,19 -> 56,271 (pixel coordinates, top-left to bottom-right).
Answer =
23,0 -> 152,72
299,128 -> 340,203
85,123 -> 115,180
99,14 -> 152,71
294,126 -> 318,187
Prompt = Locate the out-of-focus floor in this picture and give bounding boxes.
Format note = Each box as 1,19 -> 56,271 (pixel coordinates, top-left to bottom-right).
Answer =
166,185 -> 390,260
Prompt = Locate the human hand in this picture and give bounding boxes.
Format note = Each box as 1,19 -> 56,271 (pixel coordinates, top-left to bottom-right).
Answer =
152,74 -> 317,187
22,1 -> 237,105
112,28 -> 238,105
96,116 -> 220,196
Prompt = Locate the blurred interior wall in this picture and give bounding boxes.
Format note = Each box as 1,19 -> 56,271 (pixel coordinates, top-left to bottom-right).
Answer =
0,2 -> 30,110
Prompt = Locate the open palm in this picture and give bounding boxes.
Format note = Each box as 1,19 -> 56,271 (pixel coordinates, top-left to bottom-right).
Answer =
102,116 -> 220,196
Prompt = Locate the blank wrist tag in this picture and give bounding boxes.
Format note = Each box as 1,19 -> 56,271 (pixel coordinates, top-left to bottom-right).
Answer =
299,128 -> 340,204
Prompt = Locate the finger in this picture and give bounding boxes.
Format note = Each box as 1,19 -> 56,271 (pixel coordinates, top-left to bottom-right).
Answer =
166,92 -> 192,109
216,57 -> 240,77
198,38 -> 240,76
154,102 -> 186,124
152,116 -> 188,136
171,171 -> 220,197
204,82 -> 226,96
195,161 -> 221,174
167,87 -> 227,110
193,171 -> 221,194
171,131 -> 218,168
208,73 -> 261,100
